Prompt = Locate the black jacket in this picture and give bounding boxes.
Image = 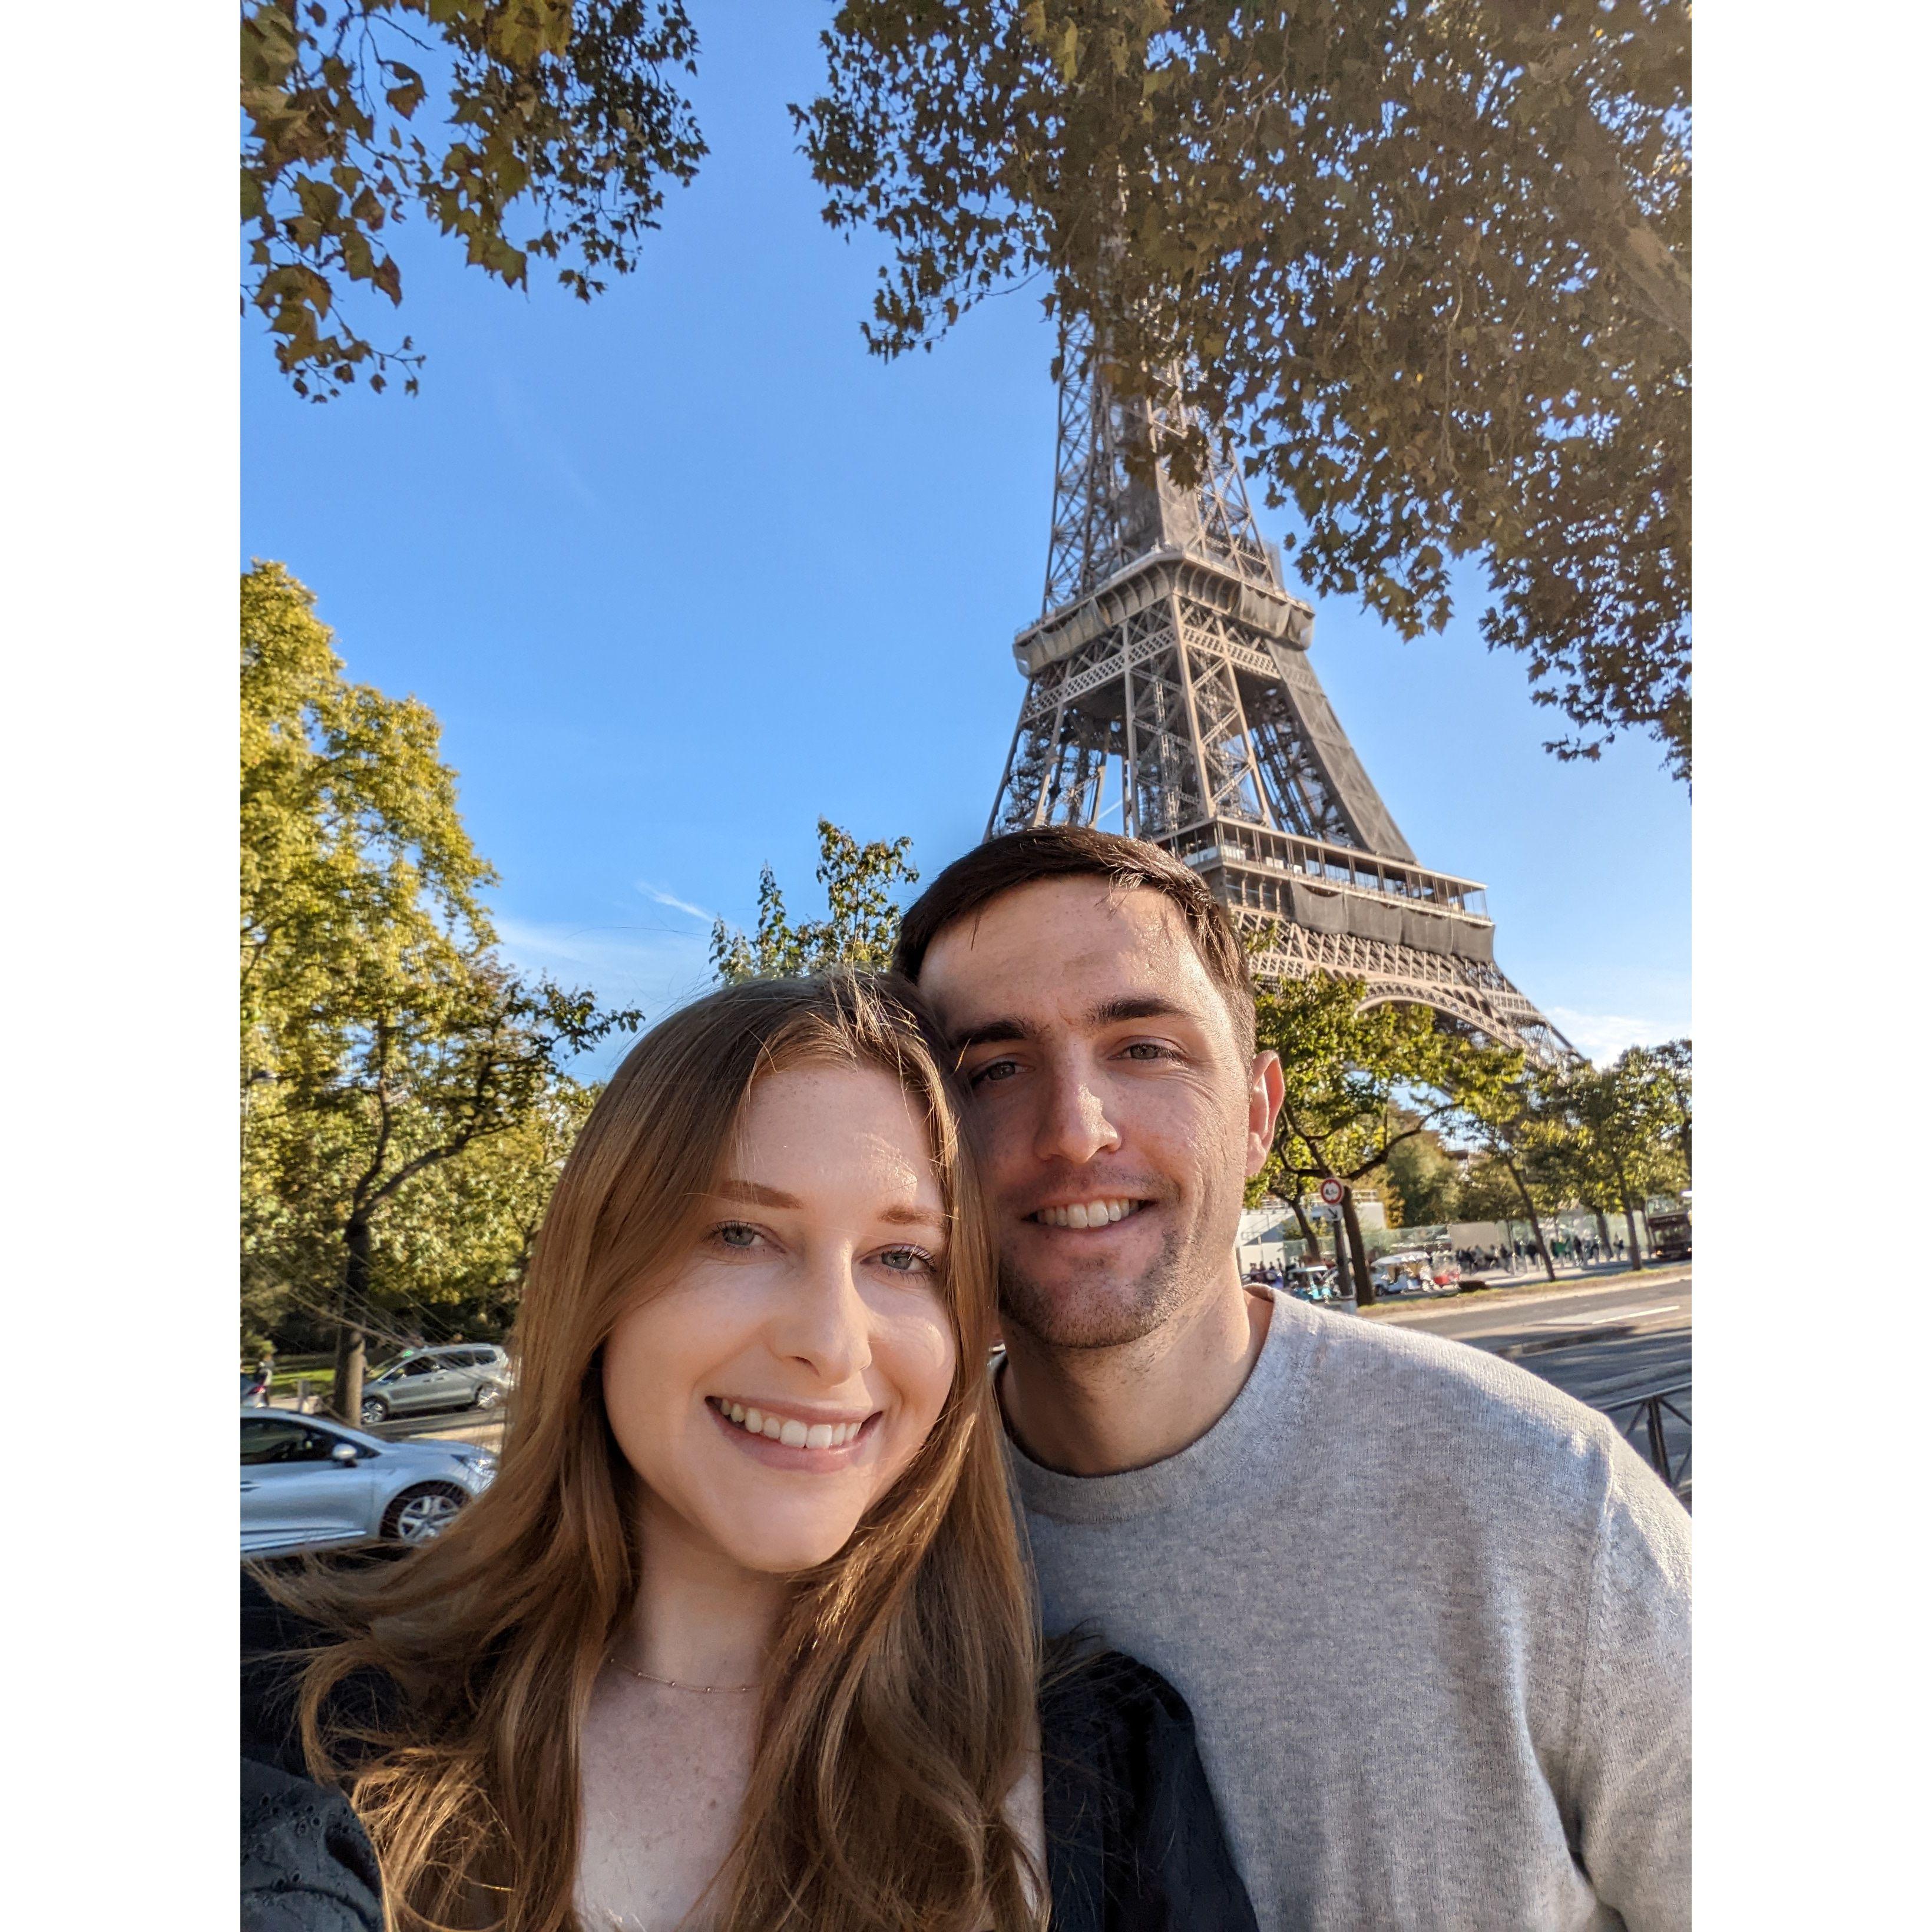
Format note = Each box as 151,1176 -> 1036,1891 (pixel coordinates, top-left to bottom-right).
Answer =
242,1577 -> 1257,1932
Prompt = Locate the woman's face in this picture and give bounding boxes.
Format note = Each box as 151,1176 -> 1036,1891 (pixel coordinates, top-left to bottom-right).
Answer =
602,1062 -> 960,1576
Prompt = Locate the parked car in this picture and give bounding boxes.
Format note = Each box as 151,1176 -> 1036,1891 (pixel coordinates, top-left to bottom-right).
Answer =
357,1344 -> 513,1428
240,1409 -> 496,1556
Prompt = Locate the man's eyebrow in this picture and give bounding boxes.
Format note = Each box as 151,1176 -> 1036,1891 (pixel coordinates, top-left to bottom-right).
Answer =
946,1016 -> 1033,1051
1086,995 -> 1200,1027
710,1179 -> 803,1209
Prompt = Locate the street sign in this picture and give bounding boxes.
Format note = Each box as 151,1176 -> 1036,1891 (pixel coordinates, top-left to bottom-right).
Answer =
1318,1178 -> 1345,1208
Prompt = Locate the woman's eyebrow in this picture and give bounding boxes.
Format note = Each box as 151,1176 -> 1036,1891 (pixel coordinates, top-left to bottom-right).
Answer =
710,1179 -> 803,1209
879,1203 -> 947,1230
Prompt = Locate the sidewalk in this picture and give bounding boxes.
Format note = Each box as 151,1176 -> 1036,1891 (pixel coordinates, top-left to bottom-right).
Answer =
1358,1263 -> 1693,1324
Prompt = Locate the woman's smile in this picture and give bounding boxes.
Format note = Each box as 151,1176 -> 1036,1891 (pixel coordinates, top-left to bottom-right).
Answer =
706,1394 -> 880,1460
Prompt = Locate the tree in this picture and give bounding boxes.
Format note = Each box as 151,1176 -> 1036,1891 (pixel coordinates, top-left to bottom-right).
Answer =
242,563 -> 641,1420
241,1 -> 706,398
711,820 -> 921,981
1384,1120 -> 1463,1229
1531,1041 -> 1690,1269
1252,971 -> 1520,1303
1449,1071 -> 1563,1280
801,1 -> 1690,777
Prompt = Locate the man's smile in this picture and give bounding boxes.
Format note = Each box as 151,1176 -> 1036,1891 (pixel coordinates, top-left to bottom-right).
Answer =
1028,1197 -> 1150,1230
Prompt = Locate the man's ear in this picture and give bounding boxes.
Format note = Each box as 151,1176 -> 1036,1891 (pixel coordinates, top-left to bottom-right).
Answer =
1245,1050 -> 1285,1177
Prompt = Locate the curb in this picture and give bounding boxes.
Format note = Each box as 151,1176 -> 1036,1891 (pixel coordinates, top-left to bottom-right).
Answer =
1500,1322 -> 1638,1358
1358,1266 -> 1693,1324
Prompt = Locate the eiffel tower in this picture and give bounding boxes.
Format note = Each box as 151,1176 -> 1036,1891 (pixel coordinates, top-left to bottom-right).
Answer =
988,329 -> 1564,1060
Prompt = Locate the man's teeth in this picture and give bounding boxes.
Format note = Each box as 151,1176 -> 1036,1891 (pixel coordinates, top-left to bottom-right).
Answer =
1035,1198 -> 1140,1229
716,1401 -> 865,1450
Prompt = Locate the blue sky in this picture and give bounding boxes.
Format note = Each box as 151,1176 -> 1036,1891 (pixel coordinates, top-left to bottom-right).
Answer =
241,3 -> 1689,1076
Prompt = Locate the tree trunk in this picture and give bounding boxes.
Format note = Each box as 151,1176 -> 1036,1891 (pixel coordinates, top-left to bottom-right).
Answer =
331,1216 -> 374,1424
1593,1207 -> 1613,1259
1341,1186 -> 1376,1306
1288,1194 -> 1322,1265
1610,1154 -> 1645,1271
1501,1154 -> 1557,1282
1623,1195 -> 1646,1270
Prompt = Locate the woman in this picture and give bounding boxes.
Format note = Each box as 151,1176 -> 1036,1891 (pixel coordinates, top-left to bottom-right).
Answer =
244,972 -> 1255,1932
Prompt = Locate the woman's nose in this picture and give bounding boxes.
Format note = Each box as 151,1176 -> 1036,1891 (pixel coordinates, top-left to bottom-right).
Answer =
768,1251 -> 874,1384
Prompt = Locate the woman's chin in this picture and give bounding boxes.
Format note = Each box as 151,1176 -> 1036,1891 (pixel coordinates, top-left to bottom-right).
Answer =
719,1516 -> 864,1576
726,1530 -> 861,1576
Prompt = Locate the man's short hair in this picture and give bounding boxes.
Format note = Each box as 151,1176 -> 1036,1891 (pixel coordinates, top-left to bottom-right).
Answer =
892,826 -> 1258,1056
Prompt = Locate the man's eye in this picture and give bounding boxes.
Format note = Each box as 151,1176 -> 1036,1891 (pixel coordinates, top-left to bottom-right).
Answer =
1122,1041 -> 1171,1061
712,1222 -> 763,1250
876,1245 -> 936,1276
971,1058 -> 1020,1086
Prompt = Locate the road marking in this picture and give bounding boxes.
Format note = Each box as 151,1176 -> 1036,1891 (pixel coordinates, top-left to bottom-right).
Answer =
1527,1304 -> 1680,1328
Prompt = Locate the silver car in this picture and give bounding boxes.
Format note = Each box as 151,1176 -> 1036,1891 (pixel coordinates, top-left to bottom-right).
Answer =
357,1343 -> 512,1428
240,1410 -> 497,1556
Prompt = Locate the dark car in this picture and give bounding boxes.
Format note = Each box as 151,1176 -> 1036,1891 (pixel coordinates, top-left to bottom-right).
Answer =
358,1344 -> 513,1428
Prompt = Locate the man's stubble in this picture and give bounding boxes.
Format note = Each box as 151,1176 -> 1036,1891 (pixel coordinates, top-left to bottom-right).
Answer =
996,1182 -> 1234,1353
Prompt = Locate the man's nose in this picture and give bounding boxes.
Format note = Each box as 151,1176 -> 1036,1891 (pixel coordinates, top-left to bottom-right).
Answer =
1033,1057 -> 1122,1167
767,1251 -> 874,1384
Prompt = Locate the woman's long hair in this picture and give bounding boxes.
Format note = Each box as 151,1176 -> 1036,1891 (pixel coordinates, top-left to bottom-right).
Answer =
260,972 -> 1044,1932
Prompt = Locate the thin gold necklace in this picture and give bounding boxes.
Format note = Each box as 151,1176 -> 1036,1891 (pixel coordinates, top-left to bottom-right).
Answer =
604,1653 -> 759,1695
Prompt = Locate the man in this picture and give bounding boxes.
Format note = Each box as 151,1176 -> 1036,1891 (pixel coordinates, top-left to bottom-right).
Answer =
895,827 -> 1689,1931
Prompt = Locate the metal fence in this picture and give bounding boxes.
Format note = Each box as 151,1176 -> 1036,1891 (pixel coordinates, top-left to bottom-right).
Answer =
1599,1380 -> 1691,1506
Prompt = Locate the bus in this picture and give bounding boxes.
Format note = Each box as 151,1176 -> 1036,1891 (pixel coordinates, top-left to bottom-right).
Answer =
1648,1209 -> 1692,1262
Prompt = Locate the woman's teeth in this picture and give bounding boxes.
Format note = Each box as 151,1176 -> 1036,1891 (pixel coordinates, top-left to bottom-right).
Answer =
714,1400 -> 865,1450
1034,1198 -> 1140,1229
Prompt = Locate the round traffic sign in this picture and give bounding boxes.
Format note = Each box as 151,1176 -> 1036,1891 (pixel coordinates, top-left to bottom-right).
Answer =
1318,1177 -> 1344,1207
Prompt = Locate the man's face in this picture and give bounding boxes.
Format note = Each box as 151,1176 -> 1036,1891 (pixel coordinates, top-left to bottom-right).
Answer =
918,877 -> 1281,1351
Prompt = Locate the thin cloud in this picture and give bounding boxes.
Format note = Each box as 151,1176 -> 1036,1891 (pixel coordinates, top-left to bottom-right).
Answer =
636,882 -> 718,924
1544,1006 -> 1690,1065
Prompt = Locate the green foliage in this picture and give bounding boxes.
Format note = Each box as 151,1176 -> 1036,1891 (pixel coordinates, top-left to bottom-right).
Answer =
1452,1152 -> 1531,1226
1530,1039 -> 1691,1220
1253,970 -> 1522,1199
1383,1124 -> 1463,1230
801,1 -> 1690,776
711,820 -> 920,982
240,562 -> 641,1352
241,1 -> 706,398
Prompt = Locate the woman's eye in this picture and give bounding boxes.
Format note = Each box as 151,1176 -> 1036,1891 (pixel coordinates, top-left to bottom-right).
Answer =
713,1222 -> 763,1250
876,1246 -> 935,1276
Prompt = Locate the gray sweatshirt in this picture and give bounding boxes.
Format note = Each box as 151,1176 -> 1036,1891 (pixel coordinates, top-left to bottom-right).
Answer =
1007,1291 -> 1690,1930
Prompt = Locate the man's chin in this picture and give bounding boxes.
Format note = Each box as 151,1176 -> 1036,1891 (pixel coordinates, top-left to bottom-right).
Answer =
997,1259 -> 1189,1353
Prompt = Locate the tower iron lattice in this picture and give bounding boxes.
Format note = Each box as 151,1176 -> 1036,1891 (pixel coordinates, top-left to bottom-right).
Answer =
988,326 -> 1564,1060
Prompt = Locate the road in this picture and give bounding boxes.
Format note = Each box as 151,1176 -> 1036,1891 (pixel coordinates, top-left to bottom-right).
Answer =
1365,1269 -> 1692,1493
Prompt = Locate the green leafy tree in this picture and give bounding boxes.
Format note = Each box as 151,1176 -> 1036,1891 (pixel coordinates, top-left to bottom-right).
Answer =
1384,1121 -> 1464,1230
802,0 -> 1690,776
242,563 -> 640,1420
242,1 -> 706,398
1449,1073 -> 1564,1279
1531,1041 -> 1690,1269
711,820 -> 921,982
368,1073 -> 600,1335
1252,970 -> 1521,1303
1453,1153 -> 1529,1228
